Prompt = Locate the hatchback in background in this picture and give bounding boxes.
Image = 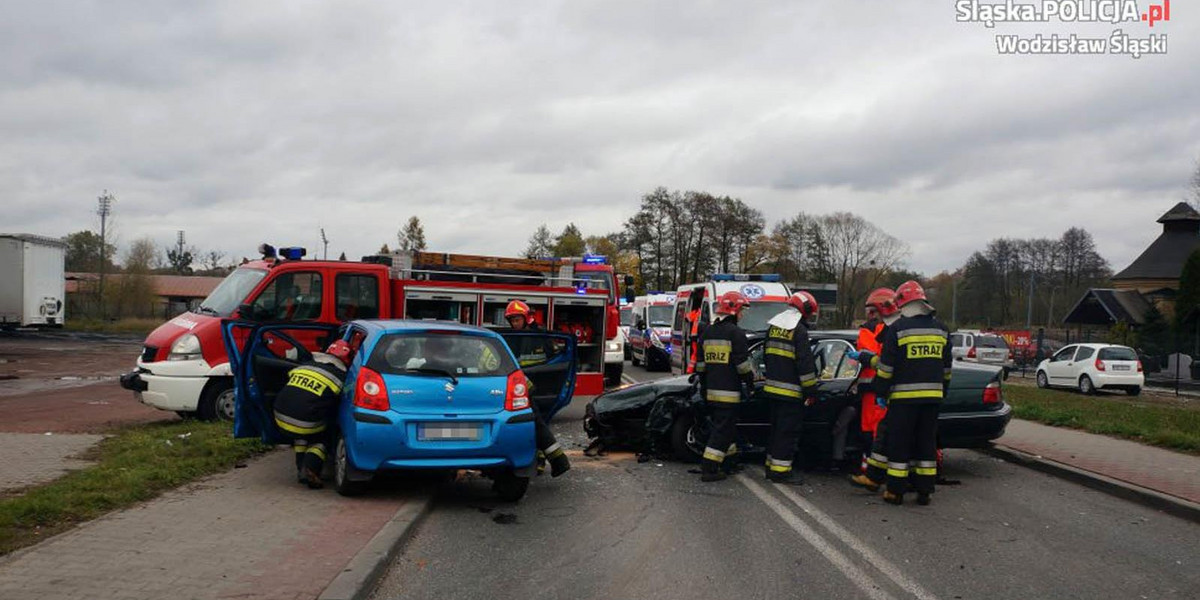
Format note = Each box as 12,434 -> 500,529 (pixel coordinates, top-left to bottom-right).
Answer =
952,331 -> 1015,376
224,319 -> 575,500
1035,343 -> 1143,396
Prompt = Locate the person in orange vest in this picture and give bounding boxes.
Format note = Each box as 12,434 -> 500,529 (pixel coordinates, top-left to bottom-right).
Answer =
685,297 -> 707,373
850,288 -> 900,486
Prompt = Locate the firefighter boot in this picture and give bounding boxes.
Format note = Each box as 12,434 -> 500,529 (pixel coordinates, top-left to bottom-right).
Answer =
700,459 -> 727,482
917,492 -> 932,506
549,452 -> 571,478
882,491 -> 904,506
766,470 -> 805,486
849,474 -> 881,492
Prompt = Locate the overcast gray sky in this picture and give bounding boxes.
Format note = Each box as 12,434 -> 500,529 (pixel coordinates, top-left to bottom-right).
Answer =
2,1 -> 1197,275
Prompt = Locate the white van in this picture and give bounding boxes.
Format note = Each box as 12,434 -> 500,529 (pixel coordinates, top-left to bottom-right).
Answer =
671,275 -> 792,374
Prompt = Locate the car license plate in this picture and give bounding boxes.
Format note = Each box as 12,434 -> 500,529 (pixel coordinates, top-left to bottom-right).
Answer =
418,424 -> 482,441
1112,365 -> 1130,371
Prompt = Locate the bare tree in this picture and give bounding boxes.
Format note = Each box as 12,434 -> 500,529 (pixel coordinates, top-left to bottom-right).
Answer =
815,213 -> 909,327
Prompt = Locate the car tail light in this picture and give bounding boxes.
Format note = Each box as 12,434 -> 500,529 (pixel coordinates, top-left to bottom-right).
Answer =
1094,359 -> 1106,372
983,381 -> 1001,404
506,371 -> 530,411
967,347 -> 976,359
354,367 -> 389,411
1137,361 -> 1143,372
1008,349 -> 1014,360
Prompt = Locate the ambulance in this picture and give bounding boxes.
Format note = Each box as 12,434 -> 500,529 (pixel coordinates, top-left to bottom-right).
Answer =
670,274 -> 792,374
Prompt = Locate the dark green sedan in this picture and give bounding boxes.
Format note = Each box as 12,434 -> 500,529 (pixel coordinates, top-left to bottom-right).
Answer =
583,330 -> 1012,463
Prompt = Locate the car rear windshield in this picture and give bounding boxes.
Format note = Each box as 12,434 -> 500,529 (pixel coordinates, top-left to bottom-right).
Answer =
1098,347 -> 1137,361
367,333 -> 516,377
976,335 -> 1008,348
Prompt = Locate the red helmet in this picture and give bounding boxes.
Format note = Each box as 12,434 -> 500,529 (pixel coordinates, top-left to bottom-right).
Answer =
325,339 -> 352,363
788,291 -> 819,319
865,288 -> 899,318
505,300 -> 532,320
715,291 -> 750,316
894,280 -> 927,308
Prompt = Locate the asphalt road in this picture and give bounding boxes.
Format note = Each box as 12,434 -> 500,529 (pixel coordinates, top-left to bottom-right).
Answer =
369,362 -> 1200,600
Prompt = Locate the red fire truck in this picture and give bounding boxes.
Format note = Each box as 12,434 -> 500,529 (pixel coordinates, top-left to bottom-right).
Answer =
120,246 -> 624,420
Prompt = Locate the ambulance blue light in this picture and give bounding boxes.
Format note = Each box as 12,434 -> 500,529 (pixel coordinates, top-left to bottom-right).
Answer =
712,273 -> 781,282
280,247 -> 307,260
575,282 -> 589,294
583,254 -> 608,265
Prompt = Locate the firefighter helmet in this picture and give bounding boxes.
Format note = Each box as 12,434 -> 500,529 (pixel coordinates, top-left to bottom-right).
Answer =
714,291 -> 750,316
505,300 -> 532,319
325,339 -> 352,363
894,280 -> 928,307
865,287 -> 899,317
788,291 -> 819,319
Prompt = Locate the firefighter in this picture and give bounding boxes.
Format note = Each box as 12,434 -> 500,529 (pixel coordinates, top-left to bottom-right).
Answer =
872,281 -> 952,506
761,291 -> 820,485
274,339 -> 351,489
505,300 -> 570,477
849,288 -> 901,491
685,295 -> 707,373
695,291 -> 755,483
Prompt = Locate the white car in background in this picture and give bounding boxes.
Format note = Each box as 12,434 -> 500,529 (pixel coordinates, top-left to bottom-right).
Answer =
951,331 -> 1016,376
1035,343 -> 1144,396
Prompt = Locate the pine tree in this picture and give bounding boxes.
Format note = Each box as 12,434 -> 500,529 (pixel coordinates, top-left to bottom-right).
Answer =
524,225 -> 554,258
398,216 -> 428,251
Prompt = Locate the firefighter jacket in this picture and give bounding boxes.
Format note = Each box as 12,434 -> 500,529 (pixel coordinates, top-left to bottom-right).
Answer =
695,316 -> 754,404
856,318 -> 884,386
274,358 -> 347,436
763,316 -> 819,402
873,313 -> 952,405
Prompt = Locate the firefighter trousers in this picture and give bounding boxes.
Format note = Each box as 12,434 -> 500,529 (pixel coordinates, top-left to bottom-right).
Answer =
533,403 -> 565,460
701,404 -> 740,474
884,403 -> 939,496
864,411 -> 890,483
282,429 -> 332,477
766,401 -> 804,474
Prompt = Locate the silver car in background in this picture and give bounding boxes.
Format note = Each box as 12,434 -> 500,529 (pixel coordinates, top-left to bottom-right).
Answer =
952,331 -> 1015,376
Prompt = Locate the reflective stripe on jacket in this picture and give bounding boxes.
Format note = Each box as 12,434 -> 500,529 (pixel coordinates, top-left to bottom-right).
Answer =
763,319 -> 818,402
696,317 -> 752,404
873,314 -> 952,405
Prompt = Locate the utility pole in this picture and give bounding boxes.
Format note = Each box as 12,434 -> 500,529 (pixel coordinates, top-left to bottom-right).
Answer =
97,191 -> 113,318
320,228 -> 329,260
1026,272 -> 1035,329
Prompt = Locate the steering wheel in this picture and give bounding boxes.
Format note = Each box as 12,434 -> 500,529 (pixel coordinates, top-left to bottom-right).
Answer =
265,330 -> 314,364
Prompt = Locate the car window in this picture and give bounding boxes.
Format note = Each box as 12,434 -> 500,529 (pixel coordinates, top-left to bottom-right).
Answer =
813,339 -> 857,380
1052,346 -> 1076,362
977,335 -> 1008,348
335,274 -> 379,321
951,333 -> 964,347
368,333 -> 516,377
1075,347 -> 1095,360
619,307 -> 633,327
250,271 -> 323,321
1099,347 -> 1138,361
345,326 -> 368,357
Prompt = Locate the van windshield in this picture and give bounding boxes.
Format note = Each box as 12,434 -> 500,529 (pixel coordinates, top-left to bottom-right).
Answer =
198,268 -> 267,317
739,302 -> 790,333
647,306 -> 673,327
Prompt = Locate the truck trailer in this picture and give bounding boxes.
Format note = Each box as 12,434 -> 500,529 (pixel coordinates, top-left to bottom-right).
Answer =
0,234 -> 66,329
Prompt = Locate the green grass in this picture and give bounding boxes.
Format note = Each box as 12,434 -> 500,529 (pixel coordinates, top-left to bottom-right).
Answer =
65,317 -> 162,335
1005,385 -> 1200,455
0,421 -> 267,556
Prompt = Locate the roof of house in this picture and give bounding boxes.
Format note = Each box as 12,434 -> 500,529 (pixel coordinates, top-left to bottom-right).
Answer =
0,233 -> 67,248
65,272 -> 223,298
1061,288 -> 1152,326
1114,202 -> 1200,281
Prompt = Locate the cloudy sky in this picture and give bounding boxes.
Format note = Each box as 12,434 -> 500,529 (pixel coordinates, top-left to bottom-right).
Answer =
2,1 -> 1197,275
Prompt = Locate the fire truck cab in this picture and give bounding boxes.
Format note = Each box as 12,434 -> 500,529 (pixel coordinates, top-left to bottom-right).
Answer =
670,274 -> 792,374
121,246 -> 615,420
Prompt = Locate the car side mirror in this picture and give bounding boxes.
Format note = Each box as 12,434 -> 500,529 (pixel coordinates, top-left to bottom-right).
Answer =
636,319 -> 646,330
624,275 -> 636,303
237,303 -> 259,321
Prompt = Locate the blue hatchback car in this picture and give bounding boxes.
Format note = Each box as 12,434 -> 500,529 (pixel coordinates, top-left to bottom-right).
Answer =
223,319 -> 576,501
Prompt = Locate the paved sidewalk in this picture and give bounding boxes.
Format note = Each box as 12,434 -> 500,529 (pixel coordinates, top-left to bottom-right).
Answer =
996,419 -> 1200,505
0,433 -> 102,493
0,451 -> 423,600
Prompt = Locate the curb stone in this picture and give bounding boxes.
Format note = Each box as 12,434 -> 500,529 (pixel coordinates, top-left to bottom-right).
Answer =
983,444 -> 1200,524
318,493 -> 435,600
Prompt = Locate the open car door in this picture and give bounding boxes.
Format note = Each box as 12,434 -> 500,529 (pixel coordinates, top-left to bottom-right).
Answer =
495,329 -> 577,419
221,320 -> 341,443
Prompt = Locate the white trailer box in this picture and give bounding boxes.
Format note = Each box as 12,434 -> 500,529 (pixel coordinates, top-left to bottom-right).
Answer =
0,234 -> 67,328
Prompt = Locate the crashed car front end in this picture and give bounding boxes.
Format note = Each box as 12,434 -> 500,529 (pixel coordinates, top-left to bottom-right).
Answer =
584,376 -> 694,451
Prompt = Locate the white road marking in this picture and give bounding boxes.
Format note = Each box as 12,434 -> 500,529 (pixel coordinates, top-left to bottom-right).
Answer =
620,373 -> 636,385
738,475 -> 899,600
773,484 -> 941,600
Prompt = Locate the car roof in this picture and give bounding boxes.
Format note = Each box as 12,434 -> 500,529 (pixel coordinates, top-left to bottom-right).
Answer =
811,330 -> 858,342
1067,343 -> 1131,349
348,319 -> 500,337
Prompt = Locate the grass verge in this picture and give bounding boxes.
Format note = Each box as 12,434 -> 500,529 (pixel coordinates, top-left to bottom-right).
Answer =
0,420 -> 267,556
1005,385 -> 1200,455
64,317 -> 162,336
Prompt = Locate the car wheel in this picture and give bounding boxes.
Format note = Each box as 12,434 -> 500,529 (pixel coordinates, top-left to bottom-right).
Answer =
1126,386 -> 1141,396
1036,371 -> 1048,389
631,351 -> 641,367
196,378 -> 235,422
669,412 -> 705,463
1078,375 -> 1095,395
334,432 -> 370,497
493,470 -> 530,502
